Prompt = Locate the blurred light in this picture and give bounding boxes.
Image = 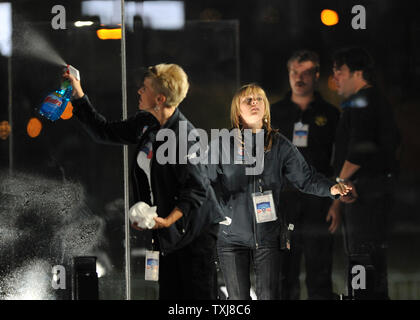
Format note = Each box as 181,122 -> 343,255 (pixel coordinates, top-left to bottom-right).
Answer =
142,1 -> 184,30
220,286 -> 228,299
220,286 -> 257,300
27,118 -> 42,138
0,120 -> 11,140
328,75 -> 337,91
82,1 -> 120,26
96,28 -> 122,40
96,262 -> 106,278
250,287 -> 257,300
81,1 -> 184,30
0,3 -> 12,57
321,9 -> 339,26
74,21 -> 94,27
60,101 -> 73,120
3,260 -> 54,300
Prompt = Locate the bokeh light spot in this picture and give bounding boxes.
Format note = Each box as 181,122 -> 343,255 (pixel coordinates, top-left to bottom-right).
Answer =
27,118 -> 42,138
96,28 -> 122,40
60,101 -> 73,120
0,120 -> 11,140
321,9 -> 339,26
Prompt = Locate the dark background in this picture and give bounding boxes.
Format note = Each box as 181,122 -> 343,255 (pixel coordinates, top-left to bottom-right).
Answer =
0,0 -> 419,299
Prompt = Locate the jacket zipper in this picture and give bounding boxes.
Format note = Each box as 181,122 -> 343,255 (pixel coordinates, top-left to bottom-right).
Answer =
150,149 -> 165,256
253,175 -> 259,249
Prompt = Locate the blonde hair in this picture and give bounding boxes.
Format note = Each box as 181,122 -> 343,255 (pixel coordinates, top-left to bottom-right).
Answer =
145,63 -> 189,107
230,84 -> 277,151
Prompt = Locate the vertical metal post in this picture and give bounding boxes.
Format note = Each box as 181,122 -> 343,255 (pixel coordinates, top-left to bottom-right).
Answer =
8,56 -> 13,175
120,0 -> 131,300
234,20 -> 240,88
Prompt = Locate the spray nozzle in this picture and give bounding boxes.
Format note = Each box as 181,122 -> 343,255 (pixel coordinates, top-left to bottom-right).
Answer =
66,64 -> 80,81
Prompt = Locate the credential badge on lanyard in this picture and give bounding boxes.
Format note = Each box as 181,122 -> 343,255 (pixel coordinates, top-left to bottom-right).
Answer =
252,190 -> 277,223
293,122 -> 309,147
145,250 -> 159,281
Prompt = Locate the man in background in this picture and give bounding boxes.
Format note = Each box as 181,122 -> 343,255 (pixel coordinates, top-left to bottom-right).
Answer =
271,50 -> 340,300
330,47 -> 400,299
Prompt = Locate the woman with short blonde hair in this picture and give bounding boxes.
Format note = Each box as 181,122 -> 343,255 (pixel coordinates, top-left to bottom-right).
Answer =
65,63 -> 223,300
144,63 -> 189,108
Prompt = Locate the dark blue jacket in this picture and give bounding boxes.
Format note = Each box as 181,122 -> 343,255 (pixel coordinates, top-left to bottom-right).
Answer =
72,95 -> 224,254
208,130 -> 336,248
271,91 -> 340,177
334,87 -> 400,178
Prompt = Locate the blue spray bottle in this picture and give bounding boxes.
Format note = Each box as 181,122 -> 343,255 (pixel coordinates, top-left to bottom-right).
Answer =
39,65 -> 80,121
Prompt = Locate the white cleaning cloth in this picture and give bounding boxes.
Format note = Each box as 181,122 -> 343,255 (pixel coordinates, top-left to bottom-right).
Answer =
129,201 -> 158,229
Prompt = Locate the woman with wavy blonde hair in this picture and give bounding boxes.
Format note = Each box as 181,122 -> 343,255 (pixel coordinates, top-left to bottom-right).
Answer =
211,83 -> 351,300
230,83 -> 277,151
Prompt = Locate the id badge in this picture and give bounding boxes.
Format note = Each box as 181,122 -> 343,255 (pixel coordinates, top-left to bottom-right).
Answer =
252,190 -> 277,223
293,122 -> 309,147
145,250 -> 159,281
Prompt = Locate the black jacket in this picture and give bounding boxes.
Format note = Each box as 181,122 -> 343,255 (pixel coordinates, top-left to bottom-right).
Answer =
333,87 -> 400,178
271,91 -> 340,176
72,95 -> 224,254
208,130 -> 337,249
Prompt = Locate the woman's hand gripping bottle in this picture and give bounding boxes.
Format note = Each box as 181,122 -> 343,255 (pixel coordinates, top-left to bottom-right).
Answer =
38,65 -> 80,121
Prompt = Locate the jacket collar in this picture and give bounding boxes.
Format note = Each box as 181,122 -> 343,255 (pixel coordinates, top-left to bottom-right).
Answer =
162,107 -> 184,129
137,110 -> 161,129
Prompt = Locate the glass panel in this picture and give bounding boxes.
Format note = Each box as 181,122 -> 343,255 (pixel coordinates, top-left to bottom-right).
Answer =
1,1 -> 126,300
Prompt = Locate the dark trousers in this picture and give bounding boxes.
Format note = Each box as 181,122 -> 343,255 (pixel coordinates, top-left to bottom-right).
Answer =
342,175 -> 394,300
217,245 -> 283,300
279,191 -> 334,300
158,224 -> 219,300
